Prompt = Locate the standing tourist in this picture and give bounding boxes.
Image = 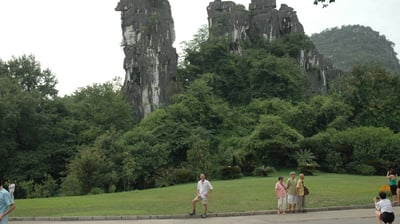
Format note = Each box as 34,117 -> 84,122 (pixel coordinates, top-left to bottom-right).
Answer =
275,176 -> 287,214
286,171 -> 297,213
189,173 -> 213,218
296,173 -> 306,213
387,168 -> 397,205
7,181 -> 15,201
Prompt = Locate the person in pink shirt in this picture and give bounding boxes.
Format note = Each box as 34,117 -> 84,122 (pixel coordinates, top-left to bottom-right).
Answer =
275,176 -> 287,214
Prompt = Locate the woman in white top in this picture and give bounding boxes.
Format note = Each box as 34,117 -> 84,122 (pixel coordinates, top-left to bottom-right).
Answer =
374,191 -> 395,224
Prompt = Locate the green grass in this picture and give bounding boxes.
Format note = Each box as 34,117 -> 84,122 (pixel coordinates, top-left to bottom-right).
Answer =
12,172 -> 385,217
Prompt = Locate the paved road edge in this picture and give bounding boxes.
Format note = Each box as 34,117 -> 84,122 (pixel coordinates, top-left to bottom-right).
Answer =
10,204 -> 374,221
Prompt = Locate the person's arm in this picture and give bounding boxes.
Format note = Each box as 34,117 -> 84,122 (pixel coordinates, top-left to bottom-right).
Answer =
296,181 -> 300,195
206,182 -> 213,197
0,203 -> 16,221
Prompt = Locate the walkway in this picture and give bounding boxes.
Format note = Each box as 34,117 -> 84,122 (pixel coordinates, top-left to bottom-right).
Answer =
11,206 -> 400,224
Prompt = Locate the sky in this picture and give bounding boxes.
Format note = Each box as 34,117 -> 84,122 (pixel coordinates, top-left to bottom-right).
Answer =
0,0 -> 399,96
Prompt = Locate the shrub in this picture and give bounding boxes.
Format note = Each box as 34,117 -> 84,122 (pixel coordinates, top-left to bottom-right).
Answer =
171,169 -> 197,184
218,166 -> 242,179
90,187 -> 104,195
252,166 -> 276,177
346,162 -> 376,175
155,168 -> 197,187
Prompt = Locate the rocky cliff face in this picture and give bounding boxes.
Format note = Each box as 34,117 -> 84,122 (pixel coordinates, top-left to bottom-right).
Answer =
207,0 -> 340,94
116,0 -> 177,120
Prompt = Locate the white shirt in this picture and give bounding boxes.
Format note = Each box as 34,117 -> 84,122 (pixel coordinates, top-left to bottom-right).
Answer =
8,183 -> 15,192
376,199 -> 393,213
197,179 -> 213,198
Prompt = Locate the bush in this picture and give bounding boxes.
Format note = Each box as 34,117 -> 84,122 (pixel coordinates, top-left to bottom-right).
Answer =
346,162 -> 376,175
171,169 -> 197,184
252,166 -> 276,177
17,174 -> 58,198
219,166 -> 242,179
155,168 -> 197,187
90,187 -> 104,195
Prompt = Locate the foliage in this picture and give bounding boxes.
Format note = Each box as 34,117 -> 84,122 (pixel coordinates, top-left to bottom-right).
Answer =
305,127 -> 400,174
314,0 -> 335,8
17,174 -> 57,198
342,64 -> 400,132
242,115 -> 304,167
218,166 -> 242,180
268,33 -> 315,58
292,149 -> 319,175
62,145 -> 116,195
311,25 -> 400,73
252,166 -> 276,177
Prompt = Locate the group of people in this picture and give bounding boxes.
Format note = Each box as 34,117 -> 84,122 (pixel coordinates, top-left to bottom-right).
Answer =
374,168 -> 399,224
275,171 -> 307,214
188,172 -> 308,218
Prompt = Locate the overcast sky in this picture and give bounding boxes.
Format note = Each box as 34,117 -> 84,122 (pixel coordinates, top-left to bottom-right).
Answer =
0,0 -> 399,96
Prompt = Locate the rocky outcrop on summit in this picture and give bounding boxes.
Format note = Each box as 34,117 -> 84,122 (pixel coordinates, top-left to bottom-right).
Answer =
207,0 -> 340,94
207,0 -> 304,45
116,0 -> 177,120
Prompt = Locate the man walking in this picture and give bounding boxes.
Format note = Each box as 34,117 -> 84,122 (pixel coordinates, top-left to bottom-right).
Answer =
0,180 -> 16,224
189,173 -> 213,218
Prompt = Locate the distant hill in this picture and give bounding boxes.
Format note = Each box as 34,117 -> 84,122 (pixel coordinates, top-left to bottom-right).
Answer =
310,25 -> 400,74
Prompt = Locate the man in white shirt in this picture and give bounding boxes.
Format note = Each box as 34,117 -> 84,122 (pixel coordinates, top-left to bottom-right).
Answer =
374,191 -> 395,224
189,173 -> 213,218
7,181 -> 15,201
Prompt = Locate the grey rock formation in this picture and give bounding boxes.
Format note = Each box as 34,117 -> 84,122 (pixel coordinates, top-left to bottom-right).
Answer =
207,0 -> 339,94
207,1 -> 250,52
116,0 -> 177,120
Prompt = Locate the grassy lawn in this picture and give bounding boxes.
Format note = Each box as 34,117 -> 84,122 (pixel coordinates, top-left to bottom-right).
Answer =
12,171 -> 386,217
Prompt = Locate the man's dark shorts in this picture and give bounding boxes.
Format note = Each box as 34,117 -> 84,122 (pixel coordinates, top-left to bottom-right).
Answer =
380,212 -> 395,223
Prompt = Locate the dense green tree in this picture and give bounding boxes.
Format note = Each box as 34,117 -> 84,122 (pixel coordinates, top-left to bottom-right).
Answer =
242,115 -> 304,168
6,55 -> 58,97
304,127 -> 400,174
342,65 -> 400,131
62,146 -> 114,195
0,55 -> 61,182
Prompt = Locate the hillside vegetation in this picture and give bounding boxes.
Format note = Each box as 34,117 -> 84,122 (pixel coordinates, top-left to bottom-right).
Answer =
310,25 -> 400,73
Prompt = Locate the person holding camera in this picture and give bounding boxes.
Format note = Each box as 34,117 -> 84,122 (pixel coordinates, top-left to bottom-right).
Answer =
387,168 -> 398,205
374,191 -> 395,224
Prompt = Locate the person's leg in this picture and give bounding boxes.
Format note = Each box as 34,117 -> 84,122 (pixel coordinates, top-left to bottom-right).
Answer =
201,198 -> 208,218
292,195 -> 297,212
297,196 -> 304,212
278,197 -> 283,214
190,197 -> 198,215
288,195 -> 295,213
282,197 -> 286,214
375,210 -> 382,224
